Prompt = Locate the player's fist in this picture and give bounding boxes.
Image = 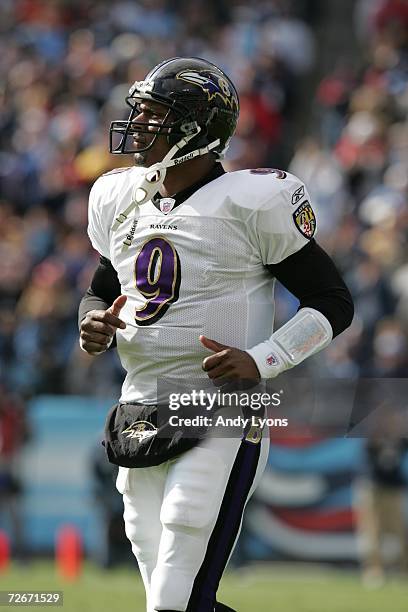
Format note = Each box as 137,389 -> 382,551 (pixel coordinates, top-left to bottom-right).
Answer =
200,335 -> 260,385
80,295 -> 127,355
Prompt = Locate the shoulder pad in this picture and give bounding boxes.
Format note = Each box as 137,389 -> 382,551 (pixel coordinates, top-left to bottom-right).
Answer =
102,166 -> 133,177
221,168 -> 305,213
249,168 -> 288,179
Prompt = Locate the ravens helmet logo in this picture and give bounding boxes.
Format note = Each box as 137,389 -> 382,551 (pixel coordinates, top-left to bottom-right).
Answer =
176,70 -> 238,111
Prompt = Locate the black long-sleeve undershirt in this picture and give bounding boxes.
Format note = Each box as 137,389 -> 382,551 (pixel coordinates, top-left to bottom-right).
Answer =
266,239 -> 354,337
78,256 -> 120,325
78,239 -> 354,339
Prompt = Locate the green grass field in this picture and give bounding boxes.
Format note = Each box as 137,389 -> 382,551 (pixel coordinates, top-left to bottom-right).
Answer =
1,562 -> 407,612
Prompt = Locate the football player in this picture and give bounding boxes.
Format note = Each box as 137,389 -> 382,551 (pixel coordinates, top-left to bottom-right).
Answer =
79,57 -> 353,612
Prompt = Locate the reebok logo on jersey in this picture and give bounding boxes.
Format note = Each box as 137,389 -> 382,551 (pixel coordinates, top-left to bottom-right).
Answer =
291,185 -> 305,205
150,224 -> 178,230
123,218 -> 139,247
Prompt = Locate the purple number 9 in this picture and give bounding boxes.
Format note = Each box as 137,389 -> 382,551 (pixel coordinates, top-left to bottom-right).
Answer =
135,237 -> 181,325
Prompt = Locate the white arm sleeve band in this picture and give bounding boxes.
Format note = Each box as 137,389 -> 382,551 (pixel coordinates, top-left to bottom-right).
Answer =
246,307 -> 333,378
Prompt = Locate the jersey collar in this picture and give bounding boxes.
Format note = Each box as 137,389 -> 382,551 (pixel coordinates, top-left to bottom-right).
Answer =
152,163 -> 225,213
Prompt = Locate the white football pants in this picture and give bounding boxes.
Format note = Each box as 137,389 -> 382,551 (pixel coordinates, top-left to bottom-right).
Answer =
117,431 -> 269,612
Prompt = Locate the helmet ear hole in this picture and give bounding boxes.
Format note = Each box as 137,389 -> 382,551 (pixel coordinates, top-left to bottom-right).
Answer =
180,121 -> 198,135
167,120 -> 199,147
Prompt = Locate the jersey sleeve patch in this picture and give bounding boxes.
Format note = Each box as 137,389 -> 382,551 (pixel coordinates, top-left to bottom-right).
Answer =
293,200 -> 316,239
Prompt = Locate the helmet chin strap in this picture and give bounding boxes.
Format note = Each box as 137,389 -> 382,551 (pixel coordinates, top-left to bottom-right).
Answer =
112,126 -> 220,231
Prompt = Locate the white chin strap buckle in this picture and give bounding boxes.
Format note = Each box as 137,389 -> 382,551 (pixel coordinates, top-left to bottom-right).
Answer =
134,167 -> 166,205
111,166 -> 167,231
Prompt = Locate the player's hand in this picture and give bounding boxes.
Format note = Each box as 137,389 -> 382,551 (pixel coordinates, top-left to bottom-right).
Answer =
200,335 -> 260,386
80,295 -> 127,356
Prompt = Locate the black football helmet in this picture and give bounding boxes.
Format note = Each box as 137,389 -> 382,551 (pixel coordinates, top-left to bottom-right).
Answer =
110,57 -> 239,161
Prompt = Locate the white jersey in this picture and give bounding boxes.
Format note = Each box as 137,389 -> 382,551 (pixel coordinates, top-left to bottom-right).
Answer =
87,166 -> 316,403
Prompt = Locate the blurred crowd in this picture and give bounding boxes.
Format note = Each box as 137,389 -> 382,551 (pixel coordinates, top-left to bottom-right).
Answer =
0,0 -> 406,398
281,0 -> 408,381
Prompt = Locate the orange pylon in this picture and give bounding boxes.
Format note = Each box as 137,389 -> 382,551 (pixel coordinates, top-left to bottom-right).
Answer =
0,531 -> 10,572
55,525 -> 83,580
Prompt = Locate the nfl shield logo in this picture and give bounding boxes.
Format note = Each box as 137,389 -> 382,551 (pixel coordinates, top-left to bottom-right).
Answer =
266,353 -> 279,366
160,198 -> 176,214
